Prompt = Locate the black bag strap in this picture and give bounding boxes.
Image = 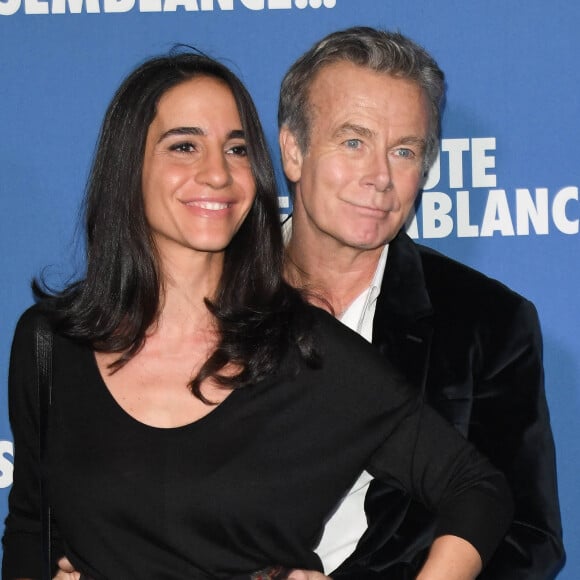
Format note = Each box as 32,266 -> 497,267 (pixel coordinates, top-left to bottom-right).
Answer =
35,317 -> 53,580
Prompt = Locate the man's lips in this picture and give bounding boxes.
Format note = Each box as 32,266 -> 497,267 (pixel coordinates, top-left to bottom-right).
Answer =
346,201 -> 394,214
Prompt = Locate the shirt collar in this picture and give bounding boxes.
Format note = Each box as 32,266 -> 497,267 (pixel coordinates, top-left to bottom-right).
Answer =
369,243 -> 389,299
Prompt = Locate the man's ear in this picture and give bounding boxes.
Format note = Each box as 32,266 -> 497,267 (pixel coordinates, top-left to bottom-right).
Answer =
279,126 -> 304,183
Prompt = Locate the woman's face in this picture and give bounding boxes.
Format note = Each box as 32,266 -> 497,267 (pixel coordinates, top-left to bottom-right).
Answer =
141,76 -> 256,260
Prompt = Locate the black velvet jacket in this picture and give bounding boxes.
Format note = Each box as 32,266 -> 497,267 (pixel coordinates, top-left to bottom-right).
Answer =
332,231 -> 565,580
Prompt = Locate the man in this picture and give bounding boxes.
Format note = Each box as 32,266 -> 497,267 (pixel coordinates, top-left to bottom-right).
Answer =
278,27 -> 564,579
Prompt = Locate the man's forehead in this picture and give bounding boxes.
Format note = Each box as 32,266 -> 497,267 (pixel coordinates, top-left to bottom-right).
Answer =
308,61 -> 427,107
307,63 -> 430,129
311,60 -> 415,84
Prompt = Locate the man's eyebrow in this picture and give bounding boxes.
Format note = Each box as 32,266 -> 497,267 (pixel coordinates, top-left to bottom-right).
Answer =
334,123 -> 375,139
333,124 -> 426,150
396,136 -> 427,149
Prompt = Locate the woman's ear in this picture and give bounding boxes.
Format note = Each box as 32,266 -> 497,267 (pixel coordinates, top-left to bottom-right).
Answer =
279,126 -> 304,184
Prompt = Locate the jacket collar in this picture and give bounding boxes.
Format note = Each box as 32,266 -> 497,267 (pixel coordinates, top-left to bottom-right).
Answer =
372,232 -> 434,390
375,231 -> 434,326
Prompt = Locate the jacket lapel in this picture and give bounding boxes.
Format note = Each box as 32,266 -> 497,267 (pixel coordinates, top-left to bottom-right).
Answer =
372,232 -> 434,393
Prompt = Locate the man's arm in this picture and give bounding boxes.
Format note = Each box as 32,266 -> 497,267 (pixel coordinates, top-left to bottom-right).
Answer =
415,535 -> 480,580
470,299 -> 564,578
332,292 -> 564,580
53,557 -> 80,579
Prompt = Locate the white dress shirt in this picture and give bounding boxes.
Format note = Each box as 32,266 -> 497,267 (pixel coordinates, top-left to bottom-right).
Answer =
313,244 -> 389,573
282,217 -> 391,573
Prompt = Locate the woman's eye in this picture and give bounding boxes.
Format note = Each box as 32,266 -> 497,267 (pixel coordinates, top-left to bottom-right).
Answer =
169,142 -> 195,153
227,144 -> 248,157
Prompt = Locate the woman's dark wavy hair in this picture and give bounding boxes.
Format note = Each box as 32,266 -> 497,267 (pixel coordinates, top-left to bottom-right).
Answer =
35,49 -> 318,402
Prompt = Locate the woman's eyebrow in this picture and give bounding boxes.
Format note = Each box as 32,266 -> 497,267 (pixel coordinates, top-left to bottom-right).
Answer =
157,127 -> 246,143
158,126 -> 205,143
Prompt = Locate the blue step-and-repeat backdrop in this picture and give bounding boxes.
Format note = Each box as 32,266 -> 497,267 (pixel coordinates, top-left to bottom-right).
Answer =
1,1 -> 578,576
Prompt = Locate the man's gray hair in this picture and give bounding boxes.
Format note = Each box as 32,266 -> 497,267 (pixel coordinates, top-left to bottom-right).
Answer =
278,27 -> 445,173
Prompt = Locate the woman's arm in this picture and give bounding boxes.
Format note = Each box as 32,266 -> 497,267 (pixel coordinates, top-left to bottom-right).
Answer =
287,536 -> 481,580
367,399 -> 514,571
2,309 -> 44,578
2,308 -> 63,578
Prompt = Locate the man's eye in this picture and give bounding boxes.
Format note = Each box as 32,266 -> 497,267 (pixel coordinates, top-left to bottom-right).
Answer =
344,139 -> 362,149
395,148 -> 414,158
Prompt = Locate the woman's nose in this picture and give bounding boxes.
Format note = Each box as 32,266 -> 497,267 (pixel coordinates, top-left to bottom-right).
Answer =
196,148 -> 232,189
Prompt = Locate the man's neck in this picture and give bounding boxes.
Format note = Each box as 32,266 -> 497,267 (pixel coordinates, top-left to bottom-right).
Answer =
285,231 -> 384,317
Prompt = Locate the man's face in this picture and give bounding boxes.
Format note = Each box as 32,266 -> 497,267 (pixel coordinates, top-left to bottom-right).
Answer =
281,61 -> 430,252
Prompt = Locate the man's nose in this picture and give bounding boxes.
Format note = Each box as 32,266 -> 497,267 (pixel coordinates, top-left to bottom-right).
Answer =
363,151 -> 393,192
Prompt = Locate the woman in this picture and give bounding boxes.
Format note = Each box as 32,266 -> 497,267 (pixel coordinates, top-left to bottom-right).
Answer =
2,51 -> 512,579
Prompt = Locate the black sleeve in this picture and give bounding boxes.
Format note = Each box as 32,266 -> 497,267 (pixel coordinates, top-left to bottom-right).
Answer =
2,308 -> 63,579
467,299 -> 564,578
367,398 -> 514,568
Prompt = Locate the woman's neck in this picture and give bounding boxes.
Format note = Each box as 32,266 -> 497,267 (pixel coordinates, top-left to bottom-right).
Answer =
153,247 -> 224,338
